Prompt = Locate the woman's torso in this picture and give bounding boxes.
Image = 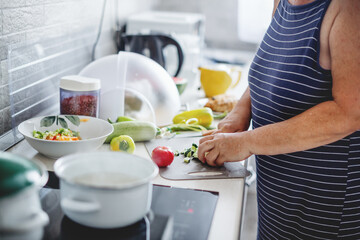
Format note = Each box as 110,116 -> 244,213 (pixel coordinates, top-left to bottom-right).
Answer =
248,0 -> 360,239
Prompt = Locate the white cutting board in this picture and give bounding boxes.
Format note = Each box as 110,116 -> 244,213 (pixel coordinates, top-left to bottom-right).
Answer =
145,137 -> 250,180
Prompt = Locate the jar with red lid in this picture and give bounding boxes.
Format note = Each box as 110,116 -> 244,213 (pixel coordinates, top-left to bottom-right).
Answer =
60,76 -> 101,117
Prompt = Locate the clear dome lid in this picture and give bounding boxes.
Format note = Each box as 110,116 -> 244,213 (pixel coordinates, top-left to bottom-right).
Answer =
79,52 -> 181,126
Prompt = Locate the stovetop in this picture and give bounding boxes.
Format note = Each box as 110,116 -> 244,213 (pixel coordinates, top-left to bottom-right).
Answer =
40,172 -> 219,240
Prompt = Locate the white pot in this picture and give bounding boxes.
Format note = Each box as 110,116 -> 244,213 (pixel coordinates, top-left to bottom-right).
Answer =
0,153 -> 49,240
0,185 -> 48,240
54,152 -> 159,229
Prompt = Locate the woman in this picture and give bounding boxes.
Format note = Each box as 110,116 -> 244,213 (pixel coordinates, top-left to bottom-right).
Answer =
198,0 -> 360,239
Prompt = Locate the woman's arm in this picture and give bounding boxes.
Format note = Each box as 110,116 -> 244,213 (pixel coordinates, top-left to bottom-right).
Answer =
215,87 -> 251,133
273,0 -> 280,16
245,0 -> 360,155
199,0 -> 360,166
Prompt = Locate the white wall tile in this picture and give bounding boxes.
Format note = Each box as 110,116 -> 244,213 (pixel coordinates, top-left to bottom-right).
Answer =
2,0 -> 26,8
0,85 -> 9,109
2,6 -> 44,34
0,11 -> 3,34
0,0 -> 156,138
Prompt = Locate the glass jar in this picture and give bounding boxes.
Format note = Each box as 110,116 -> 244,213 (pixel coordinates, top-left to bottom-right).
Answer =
60,76 -> 101,117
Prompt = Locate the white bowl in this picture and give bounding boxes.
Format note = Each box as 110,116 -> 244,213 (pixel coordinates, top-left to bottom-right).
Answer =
18,115 -> 113,159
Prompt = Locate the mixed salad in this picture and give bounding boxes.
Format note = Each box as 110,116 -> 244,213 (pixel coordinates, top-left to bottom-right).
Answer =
32,128 -> 80,141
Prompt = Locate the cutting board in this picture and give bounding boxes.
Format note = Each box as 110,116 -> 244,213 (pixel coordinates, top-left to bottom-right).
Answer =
145,137 -> 250,180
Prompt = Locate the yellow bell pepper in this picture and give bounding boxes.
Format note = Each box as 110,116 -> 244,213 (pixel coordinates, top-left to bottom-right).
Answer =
172,107 -> 213,128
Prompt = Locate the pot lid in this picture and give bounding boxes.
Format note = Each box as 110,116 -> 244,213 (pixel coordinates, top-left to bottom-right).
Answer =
0,152 -> 43,198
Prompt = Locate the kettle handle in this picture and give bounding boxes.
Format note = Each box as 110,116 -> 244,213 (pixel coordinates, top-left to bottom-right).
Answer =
229,67 -> 242,89
159,35 -> 184,77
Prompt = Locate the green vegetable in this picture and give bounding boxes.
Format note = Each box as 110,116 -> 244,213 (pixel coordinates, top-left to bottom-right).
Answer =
164,123 -> 207,132
108,116 -> 135,124
116,116 -> 136,122
110,135 -> 135,153
178,143 -> 199,163
184,149 -> 191,157
213,111 -> 228,120
105,121 -> 157,143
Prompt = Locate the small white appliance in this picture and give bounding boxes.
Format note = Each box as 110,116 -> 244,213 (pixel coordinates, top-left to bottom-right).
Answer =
126,11 -> 205,85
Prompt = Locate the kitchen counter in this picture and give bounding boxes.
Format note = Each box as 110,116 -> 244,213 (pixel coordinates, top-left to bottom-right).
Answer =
6,48 -> 253,240
6,139 -> 245,240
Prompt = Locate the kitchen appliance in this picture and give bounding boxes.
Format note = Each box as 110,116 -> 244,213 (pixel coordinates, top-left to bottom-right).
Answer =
145,137 -> 250,180
40,171 -> 219,240
54,152 -> 158,228
0,153 -> 49,240
119,34 -> 184,77
79,52 -> 181,126
125,11 -> 205,86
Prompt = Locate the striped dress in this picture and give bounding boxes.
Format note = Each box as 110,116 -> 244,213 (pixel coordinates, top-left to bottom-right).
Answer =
248,0 -> 360,239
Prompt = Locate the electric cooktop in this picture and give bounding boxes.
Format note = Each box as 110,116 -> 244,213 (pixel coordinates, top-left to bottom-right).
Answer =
40,172 -> 219,240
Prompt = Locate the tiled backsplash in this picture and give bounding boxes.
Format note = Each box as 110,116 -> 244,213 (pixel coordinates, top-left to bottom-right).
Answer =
0,0 -> 154,150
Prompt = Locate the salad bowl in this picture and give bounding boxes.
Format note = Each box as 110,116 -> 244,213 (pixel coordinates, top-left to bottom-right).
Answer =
18,115 -> 113,159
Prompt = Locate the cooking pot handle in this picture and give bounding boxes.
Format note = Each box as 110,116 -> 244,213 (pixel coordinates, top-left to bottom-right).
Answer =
2,210 -> 49,232
61,198 -> 100,213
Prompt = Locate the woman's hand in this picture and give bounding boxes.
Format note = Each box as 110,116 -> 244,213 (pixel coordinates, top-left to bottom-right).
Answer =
198,132 -> 252,167
215,111 -> 250,133
212,87 -> 252,134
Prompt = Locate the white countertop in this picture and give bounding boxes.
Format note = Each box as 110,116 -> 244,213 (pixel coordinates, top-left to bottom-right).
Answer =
6,49 -> 253,240
7,139 -> 245,240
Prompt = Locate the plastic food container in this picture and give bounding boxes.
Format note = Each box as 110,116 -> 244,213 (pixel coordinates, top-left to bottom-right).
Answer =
60,75 -> 101,117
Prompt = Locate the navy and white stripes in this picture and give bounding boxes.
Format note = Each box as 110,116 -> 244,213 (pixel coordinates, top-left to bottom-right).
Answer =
248,0 -> 360,239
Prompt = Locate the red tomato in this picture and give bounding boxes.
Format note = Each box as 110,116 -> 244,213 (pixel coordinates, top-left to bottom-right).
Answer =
151,146 -> 174,167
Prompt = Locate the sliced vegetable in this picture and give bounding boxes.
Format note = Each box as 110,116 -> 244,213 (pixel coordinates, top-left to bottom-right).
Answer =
184,157 -> 191,163
172,107 -> 213,128
32,128 -> 80,141
110,135 -> 135,153
176,143 -> 200,164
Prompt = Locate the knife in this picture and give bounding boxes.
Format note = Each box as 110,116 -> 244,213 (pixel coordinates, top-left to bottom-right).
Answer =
173,132 -> 204,138
172,129 -> 216,138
